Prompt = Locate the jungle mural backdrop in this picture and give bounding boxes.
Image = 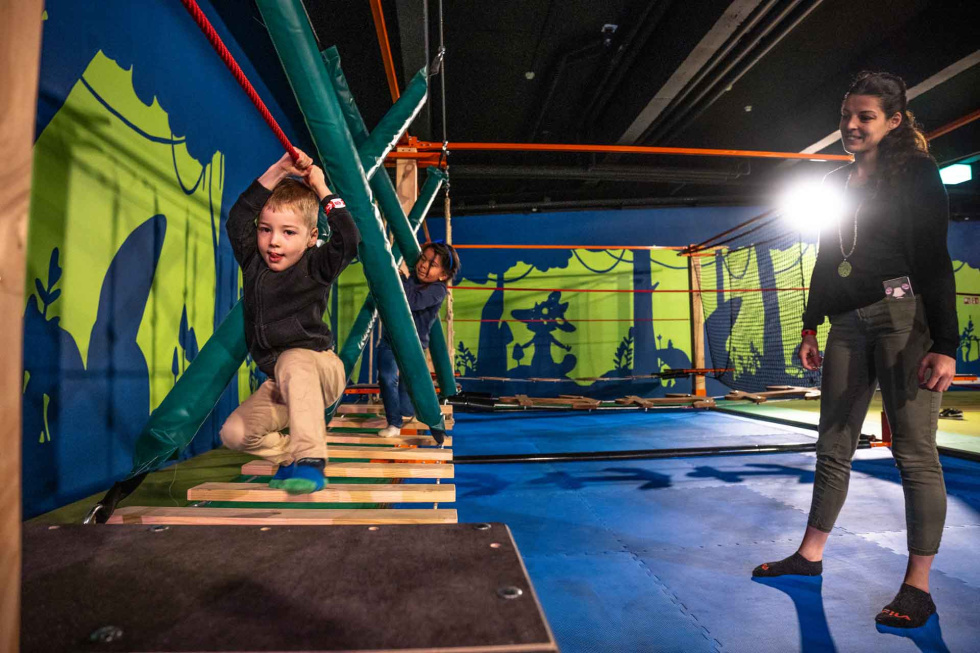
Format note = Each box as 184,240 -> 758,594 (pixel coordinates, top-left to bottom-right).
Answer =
23,2 -> 980,519
22,1 -> 308,517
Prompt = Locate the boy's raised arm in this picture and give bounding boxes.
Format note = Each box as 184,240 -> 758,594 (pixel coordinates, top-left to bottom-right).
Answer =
307,165 -> 360,284
227,151 -> 314,267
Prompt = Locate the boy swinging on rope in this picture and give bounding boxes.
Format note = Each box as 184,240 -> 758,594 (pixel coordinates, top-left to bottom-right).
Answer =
219,150 -> 360,494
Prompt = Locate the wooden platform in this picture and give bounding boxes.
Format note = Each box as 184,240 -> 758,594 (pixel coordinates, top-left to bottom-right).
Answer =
326,432 -> 453,446
23,523 -> 557,652
187,482 -> 455,503
337,403 -> 454,417
242,459 -> 454,479
326,445 -> 453,462
107,506 -> 458,525
329,415 -> 455,430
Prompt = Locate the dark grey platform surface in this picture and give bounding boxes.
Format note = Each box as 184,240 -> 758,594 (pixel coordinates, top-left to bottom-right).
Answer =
22,522 -> 556,652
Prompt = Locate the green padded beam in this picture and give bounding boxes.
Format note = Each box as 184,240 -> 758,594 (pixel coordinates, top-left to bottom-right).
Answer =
357,68 -> 429,180
129,301 -> 247,477
324,47 -> 456,398
332,169 -> 446,417
257,0 -> 445,435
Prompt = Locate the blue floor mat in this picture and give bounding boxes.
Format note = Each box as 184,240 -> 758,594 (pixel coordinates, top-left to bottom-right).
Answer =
860,524 -> 980,591
452,410 -> 816,456
522,552 -> 719,653
638,537 -> 976,653
448,410 -> 980,652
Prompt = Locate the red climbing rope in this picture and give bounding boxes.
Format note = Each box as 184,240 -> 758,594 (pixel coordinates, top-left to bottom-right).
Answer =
180,0 -> 299,161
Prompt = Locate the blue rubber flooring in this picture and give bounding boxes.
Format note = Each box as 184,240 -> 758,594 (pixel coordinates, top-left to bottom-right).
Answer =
450,410 -> 980,653
453,409 -> 816,456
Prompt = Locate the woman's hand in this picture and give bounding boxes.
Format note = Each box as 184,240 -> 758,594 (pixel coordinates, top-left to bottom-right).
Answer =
398,261 -> 411,279
918,353 -> 955,392
799,335 -> 822,371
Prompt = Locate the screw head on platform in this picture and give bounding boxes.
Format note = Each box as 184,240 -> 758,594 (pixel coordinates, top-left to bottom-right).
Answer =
89,625 -> 123,643
497,586 -> 523,600
148,525 -> 169,533
473,523 -> 492,531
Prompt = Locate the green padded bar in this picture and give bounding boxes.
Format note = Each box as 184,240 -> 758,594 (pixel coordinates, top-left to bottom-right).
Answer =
257,0 -> 445,433
128,301 -> 248,477
323,47 -> 456,398
325,46 -> 428,181
330,169 -> 446,419
360,69 -> 429,180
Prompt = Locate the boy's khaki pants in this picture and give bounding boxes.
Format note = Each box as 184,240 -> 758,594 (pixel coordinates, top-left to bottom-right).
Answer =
220,348 -> 346,463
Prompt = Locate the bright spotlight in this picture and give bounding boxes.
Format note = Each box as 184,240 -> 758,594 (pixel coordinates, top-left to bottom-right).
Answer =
778,181 -> 844,232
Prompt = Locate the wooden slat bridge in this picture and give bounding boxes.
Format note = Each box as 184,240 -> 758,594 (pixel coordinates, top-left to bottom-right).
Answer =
108,403 -> 456,527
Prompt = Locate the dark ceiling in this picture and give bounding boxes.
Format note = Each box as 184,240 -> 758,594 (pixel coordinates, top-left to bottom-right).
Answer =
227,0 -> 980,217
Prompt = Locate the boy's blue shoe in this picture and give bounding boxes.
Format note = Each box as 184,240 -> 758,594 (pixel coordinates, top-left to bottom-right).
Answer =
267,462 -> 296,489
281,458 -> 326,495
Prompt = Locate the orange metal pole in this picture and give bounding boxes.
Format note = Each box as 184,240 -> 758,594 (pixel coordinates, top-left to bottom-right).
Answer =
451,244 -> 688,251
402,137 -> 852,162
369,0 -> 400,103
926,107 -> 980,141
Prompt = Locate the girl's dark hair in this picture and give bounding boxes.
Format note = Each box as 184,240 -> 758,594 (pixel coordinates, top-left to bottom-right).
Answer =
422,241 -> 461,283
845,71 -> 931,186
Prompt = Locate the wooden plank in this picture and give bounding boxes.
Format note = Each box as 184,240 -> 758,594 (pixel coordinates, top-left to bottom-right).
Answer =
762,386 -> 821,399
328,446 -> 453,462
329,415 -> 455,430
1,4 -> 44,650
725,390 -> 767,404
242,460 -> 454,479
726,387 -> 820,403
336,403 -> 453,417
327,432 -> 453,447
187,482 -> 455,503
107,506 -> 458,525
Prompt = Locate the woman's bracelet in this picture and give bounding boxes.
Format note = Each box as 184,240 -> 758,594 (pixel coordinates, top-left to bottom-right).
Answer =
801,329 -> 817,337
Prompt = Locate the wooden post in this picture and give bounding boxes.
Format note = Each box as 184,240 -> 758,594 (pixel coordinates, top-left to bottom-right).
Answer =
1,2 -> 44,650
688,248 -> 706,397
395,147 -> 418,217
394,147 -> 436,375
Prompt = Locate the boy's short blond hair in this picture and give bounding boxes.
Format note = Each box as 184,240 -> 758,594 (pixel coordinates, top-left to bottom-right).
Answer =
265,178 -> 319,231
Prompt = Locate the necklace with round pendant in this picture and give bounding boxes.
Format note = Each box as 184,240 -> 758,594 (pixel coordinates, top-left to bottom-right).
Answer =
838,176 -> 864,278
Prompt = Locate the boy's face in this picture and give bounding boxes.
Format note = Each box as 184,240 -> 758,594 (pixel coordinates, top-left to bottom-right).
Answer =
257,205 -> 317,272
415,247 -> 449,284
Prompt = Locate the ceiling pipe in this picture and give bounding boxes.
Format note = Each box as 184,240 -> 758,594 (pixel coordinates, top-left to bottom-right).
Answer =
577,0 -> 674,140
527,38 -> 604,142
638,0 -> 781,144
645,0 -> 824,145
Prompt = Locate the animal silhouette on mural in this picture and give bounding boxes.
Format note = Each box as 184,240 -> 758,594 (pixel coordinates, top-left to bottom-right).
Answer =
960,317 -> 980,376
510,291 -> 577,378
22,215 -> 165,517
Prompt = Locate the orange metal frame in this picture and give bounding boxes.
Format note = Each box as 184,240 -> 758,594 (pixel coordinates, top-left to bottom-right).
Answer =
400,136 -> 853,162
926,108 -> 980,141
369,0 -> 400,103
452,244 -> 688,251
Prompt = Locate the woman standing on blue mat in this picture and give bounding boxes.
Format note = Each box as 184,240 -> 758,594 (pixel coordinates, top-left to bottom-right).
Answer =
753,72 -> 957,629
